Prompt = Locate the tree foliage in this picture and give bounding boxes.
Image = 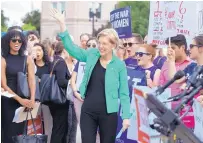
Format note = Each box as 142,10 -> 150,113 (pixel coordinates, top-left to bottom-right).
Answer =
22,23 -> 36,31
22,10 -> 40,33
118,1 -> 150,37
94,22 -> 112,37
1,10 -> 9,32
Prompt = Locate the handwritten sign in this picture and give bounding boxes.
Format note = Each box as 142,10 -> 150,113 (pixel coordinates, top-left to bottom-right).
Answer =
110,6 -> 132,39
163,1 -> 178,38
148,1 -> 197,48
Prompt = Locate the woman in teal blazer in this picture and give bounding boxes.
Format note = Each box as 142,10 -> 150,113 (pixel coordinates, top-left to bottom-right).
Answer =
50,9 -> 131,143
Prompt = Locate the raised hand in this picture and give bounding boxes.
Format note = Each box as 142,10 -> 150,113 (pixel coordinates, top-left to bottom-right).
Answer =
50,8 -> 65,24
167,47 -> 175,62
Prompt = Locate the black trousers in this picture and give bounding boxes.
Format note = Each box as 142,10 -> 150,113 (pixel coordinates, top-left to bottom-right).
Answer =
1,97 -> 24,143
80,107 -> 118,143
48,100 -> 69,143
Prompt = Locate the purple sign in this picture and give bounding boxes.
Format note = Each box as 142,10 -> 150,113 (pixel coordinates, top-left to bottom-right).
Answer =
110,6 -> 132,39
115,68 -> 147,143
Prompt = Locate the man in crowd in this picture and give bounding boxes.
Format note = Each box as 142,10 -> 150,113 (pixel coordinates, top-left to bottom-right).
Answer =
159,34 -> 191,103
80,33 -> 90,49
124,33 -> 144,69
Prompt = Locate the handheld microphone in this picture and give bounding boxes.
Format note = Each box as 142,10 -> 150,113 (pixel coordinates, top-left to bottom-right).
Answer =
186,65 -> 203,89
156,70 -> 185,95
167,89 -> 192,102
174,79 -> 203,113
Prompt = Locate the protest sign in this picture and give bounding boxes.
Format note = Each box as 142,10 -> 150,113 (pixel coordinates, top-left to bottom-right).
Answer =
193,99 -> 203,142
110,6 -> 132,39
76,62 -> 86,89
116,68 -> 147,143
148,1 -> 197,48
134,87 -> 150,143
162,1 -> 178,38
147,1 -> 167,46
197,2 -> 203,35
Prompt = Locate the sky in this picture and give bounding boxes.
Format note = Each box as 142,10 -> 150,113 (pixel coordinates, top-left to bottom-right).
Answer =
1,1 -> 41,27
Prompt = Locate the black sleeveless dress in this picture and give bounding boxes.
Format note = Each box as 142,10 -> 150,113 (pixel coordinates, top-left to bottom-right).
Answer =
1,54 -> 26,143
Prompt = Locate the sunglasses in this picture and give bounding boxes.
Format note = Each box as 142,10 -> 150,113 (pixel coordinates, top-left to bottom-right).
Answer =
189,44 -> 203,49
87,44 -> 96,48
11,39 -> 22,43
123,42 -> 139,47
135,52 -> 151,57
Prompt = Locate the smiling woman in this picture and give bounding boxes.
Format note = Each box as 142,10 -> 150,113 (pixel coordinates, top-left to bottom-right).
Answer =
1,30 -> 36,143
50,8 -> 131,143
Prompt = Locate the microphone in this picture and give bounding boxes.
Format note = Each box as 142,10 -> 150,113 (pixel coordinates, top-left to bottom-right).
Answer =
156,70 -> 185,95
167,89 -> 192,102
186,65 -> 203,89
174,79 -> 203,113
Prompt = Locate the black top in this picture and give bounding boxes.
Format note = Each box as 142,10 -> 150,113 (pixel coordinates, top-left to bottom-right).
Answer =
36,63 -> 50,79
83,60 -> 107,113
51,56 -> 71,89
5,54 -> 25,93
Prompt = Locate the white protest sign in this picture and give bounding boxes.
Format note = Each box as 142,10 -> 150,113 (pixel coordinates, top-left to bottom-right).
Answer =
148,1 -> 197,47
162,1 -> 178,38
133,86 -> 150,143
147,1 -> 166,46
128,86 -> 171,143
193,99 -> 203,142
76,62 -> 86,89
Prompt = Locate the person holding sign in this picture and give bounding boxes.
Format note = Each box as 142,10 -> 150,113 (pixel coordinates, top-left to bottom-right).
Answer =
136,44 -> 161,88
50,8 -> 131,143
167,35 -> 203,130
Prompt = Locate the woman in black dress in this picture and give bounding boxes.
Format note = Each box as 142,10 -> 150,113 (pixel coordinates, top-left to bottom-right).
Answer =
1,30 -> 36,142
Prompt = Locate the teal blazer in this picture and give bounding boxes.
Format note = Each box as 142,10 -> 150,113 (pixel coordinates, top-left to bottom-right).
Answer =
59,30 -> 131,119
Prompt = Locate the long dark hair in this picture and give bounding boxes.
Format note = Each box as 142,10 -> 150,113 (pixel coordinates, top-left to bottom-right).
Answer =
33,43 -> 50,66
1,30 -> 27,58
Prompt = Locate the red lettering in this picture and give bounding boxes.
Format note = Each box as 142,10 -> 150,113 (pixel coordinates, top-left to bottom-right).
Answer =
168,11 -> 175,19
154,11 -> 162,17
167,21 -> 176,30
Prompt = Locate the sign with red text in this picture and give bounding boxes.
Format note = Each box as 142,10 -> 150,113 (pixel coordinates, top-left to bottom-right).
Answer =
148,1 -> 197,48
134,87 -> 150,143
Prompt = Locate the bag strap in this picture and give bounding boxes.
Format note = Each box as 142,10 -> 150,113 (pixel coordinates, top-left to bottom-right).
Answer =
23,56 -> 27,74
50,59 -> 61,77
23,110 -> 37,136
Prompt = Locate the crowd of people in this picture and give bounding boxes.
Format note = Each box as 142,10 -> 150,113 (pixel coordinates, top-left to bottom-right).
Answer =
1,8 -> 203,143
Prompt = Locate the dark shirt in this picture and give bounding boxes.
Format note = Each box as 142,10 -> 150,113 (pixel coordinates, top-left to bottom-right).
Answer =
83,60 -> 107,113
153,56 -> 167,69
52,56 -> 71,89
5,54 -> 25,93
136,65 -> 158,81
35,63 -> 50,79
124,57 -> 138,69
183,62 -> 198,79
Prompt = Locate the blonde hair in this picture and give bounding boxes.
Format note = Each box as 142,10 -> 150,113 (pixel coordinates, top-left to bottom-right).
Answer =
97,28 -> 119,48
